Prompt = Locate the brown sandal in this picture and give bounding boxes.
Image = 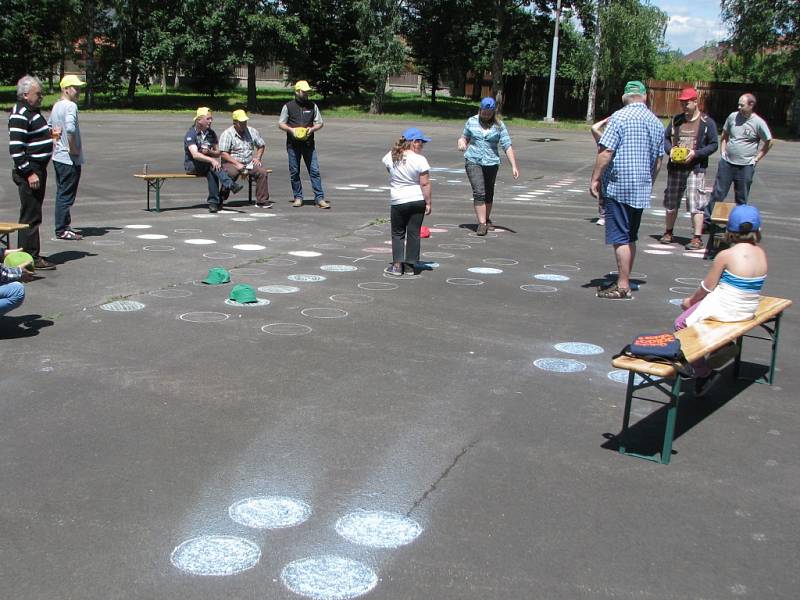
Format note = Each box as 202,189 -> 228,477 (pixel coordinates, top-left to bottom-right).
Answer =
597,284 -> 631,299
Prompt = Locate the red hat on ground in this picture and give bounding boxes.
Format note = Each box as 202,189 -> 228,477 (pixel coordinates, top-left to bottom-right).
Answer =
420,226 -> 431,238
677,87 -> 698,101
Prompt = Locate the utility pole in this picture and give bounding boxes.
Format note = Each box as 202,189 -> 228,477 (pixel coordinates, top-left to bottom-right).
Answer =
544,0 -> 562,122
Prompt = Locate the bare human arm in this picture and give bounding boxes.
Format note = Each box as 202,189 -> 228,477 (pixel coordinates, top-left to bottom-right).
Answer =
681,249 -> 729,309
590,147 -> 614,198
419,171 -> 432,215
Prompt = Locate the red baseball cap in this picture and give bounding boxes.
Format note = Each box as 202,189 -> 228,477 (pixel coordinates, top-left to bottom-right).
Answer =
677,87 -> 698,101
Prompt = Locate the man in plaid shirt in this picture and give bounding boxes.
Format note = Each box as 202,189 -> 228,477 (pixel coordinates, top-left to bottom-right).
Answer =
590,80 -> 664,299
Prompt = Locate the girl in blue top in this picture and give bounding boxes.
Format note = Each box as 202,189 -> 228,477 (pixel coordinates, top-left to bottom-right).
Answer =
457,97 -> 520,236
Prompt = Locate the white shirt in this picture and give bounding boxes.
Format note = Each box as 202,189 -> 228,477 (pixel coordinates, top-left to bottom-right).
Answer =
381,150 -> 430,205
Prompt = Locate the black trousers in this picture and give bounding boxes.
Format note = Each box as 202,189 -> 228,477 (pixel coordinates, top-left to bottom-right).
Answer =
390,200 -> 426,264
12,164 -> 48,258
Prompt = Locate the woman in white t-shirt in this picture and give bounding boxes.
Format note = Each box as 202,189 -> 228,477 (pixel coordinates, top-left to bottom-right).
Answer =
380,128 -> 432,276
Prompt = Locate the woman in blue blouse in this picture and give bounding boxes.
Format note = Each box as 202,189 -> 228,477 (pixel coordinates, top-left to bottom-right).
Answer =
457,97 -> 520,235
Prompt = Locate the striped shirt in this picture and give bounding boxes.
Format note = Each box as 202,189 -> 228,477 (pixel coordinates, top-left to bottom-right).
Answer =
8,101 -> 52,175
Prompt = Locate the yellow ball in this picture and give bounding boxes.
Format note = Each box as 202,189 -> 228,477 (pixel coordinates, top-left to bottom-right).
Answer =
294,127 -> 308,141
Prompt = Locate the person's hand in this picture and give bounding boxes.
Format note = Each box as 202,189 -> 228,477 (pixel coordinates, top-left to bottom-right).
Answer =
685,149 -> 696,163
211,158 -> 221,171
425,204 -> 432,216
512,166 -> 519,179
457,138 -> 467,152
252,158 -> 262,167
26,172 -> 40,190
589,179 -> 600,199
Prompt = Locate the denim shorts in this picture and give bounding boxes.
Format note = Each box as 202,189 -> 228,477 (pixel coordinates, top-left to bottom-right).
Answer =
604,197 -> 643,245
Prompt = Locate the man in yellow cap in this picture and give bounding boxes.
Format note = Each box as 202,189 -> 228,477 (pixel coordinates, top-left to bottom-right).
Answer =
184,107 -> 242,212
278,80 -> 329,208
49,74 -> 87,240
219,109 -> 271,208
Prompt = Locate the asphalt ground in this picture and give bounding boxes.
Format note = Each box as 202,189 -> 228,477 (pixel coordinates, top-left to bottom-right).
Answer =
1,113 -> 798,600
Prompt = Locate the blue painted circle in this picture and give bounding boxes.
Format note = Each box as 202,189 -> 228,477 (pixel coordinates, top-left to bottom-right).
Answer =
533,273 -> 569,281
607,370 -> 645,385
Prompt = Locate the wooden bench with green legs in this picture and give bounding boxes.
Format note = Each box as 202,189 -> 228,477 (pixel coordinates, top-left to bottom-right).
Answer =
611,295 -> 792,464
0,222 -> 29,249
134,170 -> 271,212
705,201 -> 735,259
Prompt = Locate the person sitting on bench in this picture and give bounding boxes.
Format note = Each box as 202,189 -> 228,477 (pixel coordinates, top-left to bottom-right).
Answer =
219,109 -> 272,208
675,204 -> 768,395
184,107 -> 242,213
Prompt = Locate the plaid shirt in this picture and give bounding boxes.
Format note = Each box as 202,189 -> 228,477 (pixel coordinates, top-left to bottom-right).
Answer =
219,125 -> 265,164
598,103 -> 664,208
462,115 -> 512,166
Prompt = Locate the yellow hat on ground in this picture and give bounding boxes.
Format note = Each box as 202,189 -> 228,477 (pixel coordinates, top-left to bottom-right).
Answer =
232,109 -> 249,122
194,107 -> 212,121
60,74 -> 86,89
294,80 -> 312,92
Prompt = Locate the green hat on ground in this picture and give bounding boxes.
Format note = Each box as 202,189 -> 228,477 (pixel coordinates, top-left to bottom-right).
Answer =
3,250 -> 34,270
229,283 -> 257,303
624,80 -> 647,95
202,267 -> 230,285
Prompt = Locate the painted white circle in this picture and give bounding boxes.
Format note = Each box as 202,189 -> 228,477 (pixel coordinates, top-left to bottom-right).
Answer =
439,244 -> 471,250
682,252 -> 705,258
468,267 -> 502,274
223,232 -> 252,238
203,252 -> 236,260
330,294 -> 374,304
100,300 -> 145,312
231,217 -> 257,222
644,250 -> 673,255
358,282 -> 398,291
250,212 -> 276,218
230,268 -> 266,276
125,224 -> 151,229
608,370 -> 645,385
301,307 -> 348,319
335,236 -> 365,243
150,289 -> 192,298
281,555 -> 378,600
669,298 -> 684,306
534,273 -> 569,281
267,258 -> 297,267
520,284 -> 558,293
233,244 -> 266,251
428,228 -> 449,233
185,239 -> 216,245
224,298 -> 271,307
335,186 -> 355,190
647,243 -> 675,250
137,234 -> 167,240
362,246 -> 392,254
675,277 -> 702,286
228,496 -> 311,529
314,243 -> 346,250
170,536 -> 260,576
609,270 -> 647,279
554,342 -> 604,355
179,312 -> 230,323
533,358 -> 587,373
650,209 -> 667,216
192,214 -> 218,219
423,252 -> 455,259
261,323 -> 313,336
433,223 -> 459,228
175,228 -> 202,233
290,250 -> 323,258
288,274 -> 326,282
446,278 -> 484,286
483,258 -> 519,266
268,236 -> 299,242
544,264 -> 580,272
143,245 -> 175,252
349,184 -> 369,188
335,511 -> 422,548
93,239 -> 125,246
670,286 -> 695,294
258,285 -> 300,294
320,265 -> 357,272
459,237 -> 485,243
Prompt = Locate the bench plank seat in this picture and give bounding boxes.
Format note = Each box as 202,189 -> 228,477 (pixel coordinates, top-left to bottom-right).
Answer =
0,222 -> 29,249
133,170 -> 271,212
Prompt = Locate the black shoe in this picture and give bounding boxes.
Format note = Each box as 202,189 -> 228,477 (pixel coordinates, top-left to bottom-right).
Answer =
208,203 -> 220,213
231,182 -> 244,194
694,371 -> 721,397
33,257 -> 57,270
476,223 -> 488,236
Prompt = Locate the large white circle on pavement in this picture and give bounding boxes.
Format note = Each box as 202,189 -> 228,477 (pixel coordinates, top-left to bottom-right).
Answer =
281,555 -> 378,600
93,239 -> 124,246
179,312 -> 230,323
675,277 -> 702,286
439,243 -> 470,250
446,278 -> 484,286
170,536 -> 260,576
233,244 -> 266,251
150,289 -> 192,298
534,358 -> 587,373
185,239 -> 216,245
320,265 -> 357,272
125,224 -> 151,229
330,294 -> 374,304
682,251 -> 705,258
348,184 -> 369,188
644,250 -> 673,255
533,273 -> 569,281
269,236 -> 299,242
608,370 -> 645,385
203,252 -> 236,260
175,228 -> 202,233
335,511 -> 422,548
544,264 -> 580,272
258,285 -> 300,294
224,298 -> 270,307
288,274 -> 326,282
555,342 -> 604,355
423,252 -> 455,259
428,228 -> 449,233
670,286 -> 695,294
228,496 -> 311,529
609,270 -> 647,279
137,233 -> 167,240
358,282 -> 398,291
468,267 -> 502,274
314,243 -> 346,250
520,284 -> 557,293
223,232 -> 252,238
362,247 -> 392,253
484,258 -> 519,266
192,214 -> 218,219
100,300 -> 145,312
231,217 -> 257,222
301,307 -> 348,319
261,323 -> 312,336
290,250 -> 323,257
647,243 -> 675,250
433,223 -> 458,228
250,213 -> 276,217
143,245 -> 175,252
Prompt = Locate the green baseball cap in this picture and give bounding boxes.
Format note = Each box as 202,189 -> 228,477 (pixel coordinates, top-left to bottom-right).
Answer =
229,283 -> 257,303
624,80 -> 646,95
3,250 -> 34,270
202,267 -> 230,285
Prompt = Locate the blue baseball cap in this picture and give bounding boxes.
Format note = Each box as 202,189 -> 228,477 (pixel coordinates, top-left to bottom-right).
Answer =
480,97 -> 497,110
402,127 -> 431,142
728,204 -> 761,232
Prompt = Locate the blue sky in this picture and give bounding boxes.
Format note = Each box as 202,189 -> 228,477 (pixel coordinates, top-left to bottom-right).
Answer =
650,0 -> 727,53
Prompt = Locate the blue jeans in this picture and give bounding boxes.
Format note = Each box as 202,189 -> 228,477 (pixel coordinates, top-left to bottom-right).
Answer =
186,161 -> 235,206
54,161 -> 81,234
287,143 -> 324,202
705,158 -> 754,223
0,281 -> 25,316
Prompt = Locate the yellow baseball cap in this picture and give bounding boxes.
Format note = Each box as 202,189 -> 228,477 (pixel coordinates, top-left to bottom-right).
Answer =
294,80 -> 312,92
60,74 -> 86,89
232,109 -> 249,122
194,107 -> 212,121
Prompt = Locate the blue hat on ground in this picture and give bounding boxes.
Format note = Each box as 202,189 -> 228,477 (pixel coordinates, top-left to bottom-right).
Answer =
728,204 -> 761,232
402,127 -> 431,142
480,97 -> 497,110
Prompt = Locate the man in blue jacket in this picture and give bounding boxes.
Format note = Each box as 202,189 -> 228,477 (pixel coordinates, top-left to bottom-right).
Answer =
658,87 -> 718,250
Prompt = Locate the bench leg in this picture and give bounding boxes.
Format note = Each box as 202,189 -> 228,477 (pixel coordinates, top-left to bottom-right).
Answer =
659,377 -> 682,464
735,314 -> 783,385
617,371 -> 636,456
766,313 -> 783,385
146,178 -> 164,212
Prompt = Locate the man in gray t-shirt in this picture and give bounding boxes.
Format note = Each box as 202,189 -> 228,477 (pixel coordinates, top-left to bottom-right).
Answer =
706,93 -> 773,223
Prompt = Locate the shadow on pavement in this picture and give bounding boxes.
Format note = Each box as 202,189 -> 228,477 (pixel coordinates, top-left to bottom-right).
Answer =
0,313 -> 54,338
49,250 -> 98,265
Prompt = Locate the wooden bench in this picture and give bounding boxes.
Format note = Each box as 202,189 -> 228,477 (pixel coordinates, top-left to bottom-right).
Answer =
133,169 -> 271,212
0,222 -> 29,249
705,201 -> 735,259
611,295 -> 792,464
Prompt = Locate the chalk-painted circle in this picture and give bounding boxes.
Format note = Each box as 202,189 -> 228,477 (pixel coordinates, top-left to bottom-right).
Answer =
446,278 -> 484,286
288,274 -> 326,282
520,284 -> 558,293
609,271 -> 647,279
290,250 -> 323,257
231,217 -> 257,222
125,224 -> 151,229
483,258 -> 519,266
682,252 -> 705,258
170,536 -> 260,577
544,264 -> 580,272
203,252 -> 236,260
358,282 -> 398,291
175,228 -> 202,233
349,184 -> 369,188
143,244 -> 175,252
230,268 -> 266,276
433,223 -> 459,228
192,214 -> 218,219
650,208 -> 667,216
281,555 -> 378,600
320,265 -> 357,272
669,286 -> 695,294
608,370 -> 645,385
335,511 -> 422,548
439,243 -> 471,250
459,237 -> 485,243
233,244 -> 266,251
224,298 -> 271,307
266,258 -> 297,267
428,228 -> 448,233
137,233 -> 167,240
92,239 -> 125,246
533,358 -> 587,373
422,252 -> 455,259
100,300 -> 145,312
468,267 -> 503,274
534,273 -> 569,281
314,243 -> 346,250
647,243 -> 675,250
675,277 -> 702,286
362,246 -> 392,254
250,212 -> 276,218
330,294 -> 374,304
228,496 -> 311,529
223,232 -> 252,238
258,285 -> 300,294
644,250 -> 673,255
669,298 -> 684,306
179,312 -> 230,323
268,236 -> 299,243
301,307 -> 348,319
150,289 -> 192,298
335,236 -> 365,243
261,323 -> 312,336
185,239 -> 216,245
554,342 -> 604,355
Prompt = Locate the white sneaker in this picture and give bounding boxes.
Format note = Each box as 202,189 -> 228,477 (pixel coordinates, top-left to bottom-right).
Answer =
596,218 -> 605,226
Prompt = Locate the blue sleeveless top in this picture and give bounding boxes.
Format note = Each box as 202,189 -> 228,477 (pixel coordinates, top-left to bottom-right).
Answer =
719,269 -> 766,292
